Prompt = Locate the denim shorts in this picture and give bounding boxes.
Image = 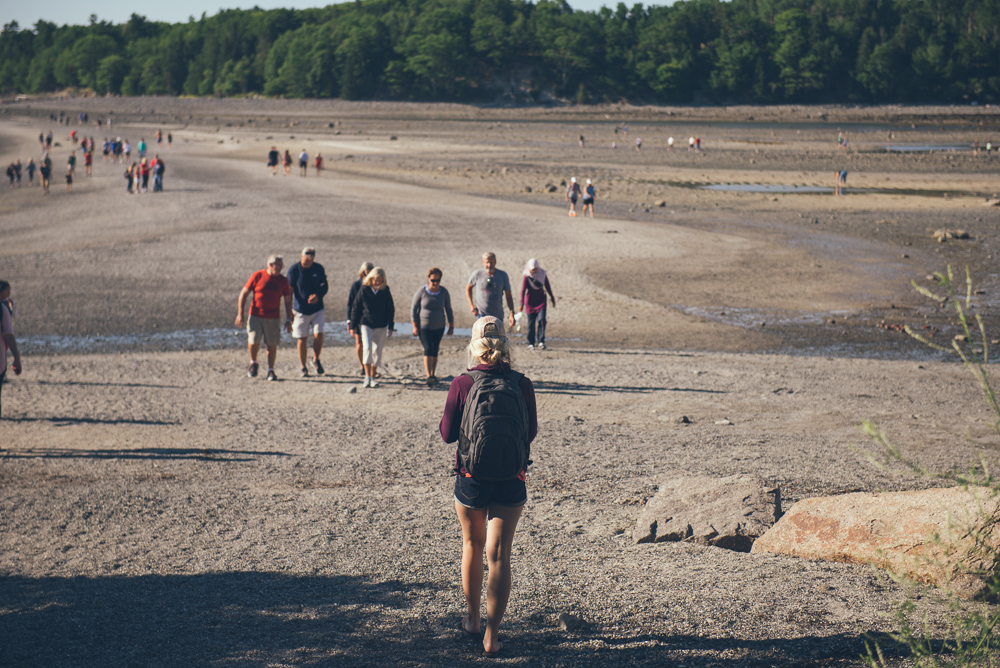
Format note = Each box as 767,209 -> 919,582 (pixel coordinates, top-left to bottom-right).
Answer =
454,475 -> 527,510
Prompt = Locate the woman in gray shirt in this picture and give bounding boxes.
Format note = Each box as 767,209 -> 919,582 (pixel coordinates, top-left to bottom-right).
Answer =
412,267 -> 454,386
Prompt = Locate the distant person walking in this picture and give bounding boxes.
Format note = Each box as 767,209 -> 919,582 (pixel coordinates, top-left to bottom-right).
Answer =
350,267 -> 395,388
519,259 -> 556,350
65,167 -> 73,193
299,149 -> 308,176
565,177 -> 580,216
348,261 -> 375,377
668,136 -> 674,151
236,255 -> 293,381
25,158 -> 35,186
287,247 -> 328,377
314,153 -> 323,176
411,267 -> 454,386
152,155 -> 165,192
156,128 -> 163,148
440,315 -> 537,657
0,280 -> 23,419
283,150 -> 293,175
39,155 -> 51,194
167,133 -> 172,149
125,163 -> 134,194
466,251 -> 515,328
635,137 -> 642,151
582,179 -> 595,217
835,170 -> 847,196
138,138 -> 146,159
688,137 -> 695,152
67,151 -> 76,177
267,146 -> 279,175
579,135 -> 585,148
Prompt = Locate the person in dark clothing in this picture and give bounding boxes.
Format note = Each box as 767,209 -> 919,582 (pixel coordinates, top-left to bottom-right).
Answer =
286,247 -> 328,377
439,316 -> 537,657
349,267 -> 394,388
347,261 -> 374,377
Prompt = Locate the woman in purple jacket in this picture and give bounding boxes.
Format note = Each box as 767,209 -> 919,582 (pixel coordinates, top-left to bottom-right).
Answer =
518,259 -> 556,350
439,316 -> 537,657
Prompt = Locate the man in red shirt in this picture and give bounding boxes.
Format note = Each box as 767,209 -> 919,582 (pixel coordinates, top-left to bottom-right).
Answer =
236,255 -> 293,381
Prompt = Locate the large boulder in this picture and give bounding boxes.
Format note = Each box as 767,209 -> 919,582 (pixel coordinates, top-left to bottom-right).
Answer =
633,475 -> 781,552
751,487 -> 1000,599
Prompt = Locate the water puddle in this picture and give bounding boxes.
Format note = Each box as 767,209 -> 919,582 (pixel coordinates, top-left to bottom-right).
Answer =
19,326 -> 575,355
683,182 -> 985,197
883,144 -> 972,152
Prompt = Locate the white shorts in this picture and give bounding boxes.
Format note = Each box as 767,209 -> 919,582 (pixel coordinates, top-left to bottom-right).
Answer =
292,309 -> 325,338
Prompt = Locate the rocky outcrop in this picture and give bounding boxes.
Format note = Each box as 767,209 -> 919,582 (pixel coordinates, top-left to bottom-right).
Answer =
633,475 -> 781,552
751,487 -> 1000,599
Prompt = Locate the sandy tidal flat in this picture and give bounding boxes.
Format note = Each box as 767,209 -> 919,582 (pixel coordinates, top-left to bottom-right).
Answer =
1,99 -> 999,666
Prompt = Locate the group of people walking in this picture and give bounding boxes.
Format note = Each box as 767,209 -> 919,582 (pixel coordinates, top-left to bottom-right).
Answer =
564,177 -> 596,217
235,250 -> 557,385
267,147 -> 323,176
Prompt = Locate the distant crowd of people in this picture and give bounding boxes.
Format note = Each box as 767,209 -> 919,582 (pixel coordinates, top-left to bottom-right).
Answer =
7,127 -> 171,195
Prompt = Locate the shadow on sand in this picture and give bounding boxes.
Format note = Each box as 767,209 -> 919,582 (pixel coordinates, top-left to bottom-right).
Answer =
0,572 -> 904,666
0,446 -> 290,462
534,380 -> 725,395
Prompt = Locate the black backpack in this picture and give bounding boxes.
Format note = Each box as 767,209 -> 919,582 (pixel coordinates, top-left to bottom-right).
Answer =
458,369 -> 530,480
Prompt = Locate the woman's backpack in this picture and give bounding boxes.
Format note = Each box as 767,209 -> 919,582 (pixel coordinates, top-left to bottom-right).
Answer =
458,369 -> 530,480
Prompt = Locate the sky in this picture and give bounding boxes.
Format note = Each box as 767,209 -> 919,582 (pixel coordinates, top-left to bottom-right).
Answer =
3,0 -> 673,30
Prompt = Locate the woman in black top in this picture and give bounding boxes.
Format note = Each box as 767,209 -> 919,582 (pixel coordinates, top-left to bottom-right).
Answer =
349,267 -> 394,388
348,261 -> 374,377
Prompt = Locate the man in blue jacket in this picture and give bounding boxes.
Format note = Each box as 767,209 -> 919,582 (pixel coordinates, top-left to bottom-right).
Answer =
287,247 -> 329,377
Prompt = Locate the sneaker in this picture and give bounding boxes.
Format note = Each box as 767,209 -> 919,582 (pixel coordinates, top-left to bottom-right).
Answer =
362,376 -> 370,388
526,344 -> 534,350
539,343 -> 546,350
248,361 -> 259,378
266,370 -> 278,381
300,367 -> 309,378
426,376 -> 434,387
313,359 -> 324,376
369,378 -> 378,388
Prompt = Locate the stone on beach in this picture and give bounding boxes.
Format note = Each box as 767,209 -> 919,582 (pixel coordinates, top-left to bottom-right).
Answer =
633,474 -> 781,552
751,487 -> 1000,599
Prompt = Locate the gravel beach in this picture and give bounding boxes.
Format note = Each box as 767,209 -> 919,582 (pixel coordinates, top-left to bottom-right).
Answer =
1,98 -> 999,666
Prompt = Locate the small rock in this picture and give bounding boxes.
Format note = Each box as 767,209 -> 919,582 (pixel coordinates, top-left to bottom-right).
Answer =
714,419 -> 732,426
437,166 -> 445,171
557,612 -> 589,632
546,184 -> 557,193
347,387 -> 357,394
675,416 -> 692,424
901,254 -> 909,259
955,334 -> 967,342
389,135 -> 397,140
655,200 -> 666,207
523,186 -> 532,193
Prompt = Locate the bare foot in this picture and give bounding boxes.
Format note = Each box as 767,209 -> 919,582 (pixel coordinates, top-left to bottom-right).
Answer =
460,616 -> 480,636
483,638 -> 503,656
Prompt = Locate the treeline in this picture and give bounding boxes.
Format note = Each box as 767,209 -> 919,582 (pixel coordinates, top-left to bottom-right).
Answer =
1,0 -> 998,104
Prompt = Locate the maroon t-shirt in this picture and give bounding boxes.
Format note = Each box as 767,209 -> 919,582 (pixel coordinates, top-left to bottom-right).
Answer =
440,362 -> 537,477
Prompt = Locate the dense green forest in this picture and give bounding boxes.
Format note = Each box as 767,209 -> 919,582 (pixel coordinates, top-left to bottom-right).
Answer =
1,0 -> 997,104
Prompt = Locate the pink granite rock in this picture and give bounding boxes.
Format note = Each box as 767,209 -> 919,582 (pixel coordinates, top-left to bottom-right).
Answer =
751,487 -> 1000,599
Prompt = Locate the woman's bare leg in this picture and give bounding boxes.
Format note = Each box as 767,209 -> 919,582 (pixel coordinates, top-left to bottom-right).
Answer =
483,503 -> 523,653
455,501 -> 488,633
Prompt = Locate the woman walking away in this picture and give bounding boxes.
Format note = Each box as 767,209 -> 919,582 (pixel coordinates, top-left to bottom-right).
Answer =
348,261 -> 375,377
519,259 -> 556,350
440,316 -> 536,657
350,267 -> 394,388
412,267 -> 454,386
0,280 -> 24,420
